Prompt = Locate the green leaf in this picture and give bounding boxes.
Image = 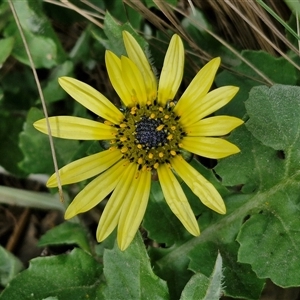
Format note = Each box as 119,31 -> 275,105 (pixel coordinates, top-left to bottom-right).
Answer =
19,107 -> 79,174
102,12 -> 148,56
0,37 -> 14,65
103,0 -> 142,28
0,247 -> 23,287
102,12 -> 126,56
38,222 -> 91,253
0,186 -> 64,211
144,0 -> 178,8
42,61 -> 74,103
1,67 -> 37,111
0,3 -> 11,33
69,26 -> 96,65
180,253 -> 223,300
215,126 -> 284,193
188,242 -> 264,299
221,242 -> 265,299
216,84 -> 300,287
284,0 -> 300,14
237,211 -> 299,285
8,0 -> 66,68
245,85 -> 300,150
180,273 -> 210,300
150,245 -> 193,300
102,232 -> 169,300
215,51 -> 298,118
12,33 -> 58,69
0,111 -> 26,176
0,248 -> 102,300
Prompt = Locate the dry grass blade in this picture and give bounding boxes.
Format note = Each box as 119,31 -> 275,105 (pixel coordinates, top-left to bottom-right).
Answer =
80,0 -> 106,15
163,2 -> 275,85
58,0 -> 104,28
224,0 -> 300,71
256,0 -> 300,44
153,0 -> 186,37
127,1 -> 298,82
123,0 -> 172,34
187,0 -> 196,16
8,0 -> 64,202
193,0 -> 291,54
43,0 -> 103,19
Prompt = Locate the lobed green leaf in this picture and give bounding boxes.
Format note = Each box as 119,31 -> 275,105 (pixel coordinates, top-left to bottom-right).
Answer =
38,222 -> 91,253
0,248 -> 102,300
102,232 -> 169,299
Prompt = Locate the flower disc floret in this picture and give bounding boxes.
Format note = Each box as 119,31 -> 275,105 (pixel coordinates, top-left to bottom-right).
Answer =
113,101 -> 184,170
136,117 -> 166,148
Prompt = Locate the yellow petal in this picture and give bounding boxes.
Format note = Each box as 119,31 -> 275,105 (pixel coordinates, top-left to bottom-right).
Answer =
96,163 -> 137,243
58,77 -> 123,124
33,116 -> 117,140
180,86 -> 239,127
122,31 -> 157,102
157,34 -> 184,105
118,168 -> 151,251
121,56 -> 147,106
181,136 -> 241,159
185,116 -> 244,137
105,51 -> 134,107
47,148 -> 122,187
171,155 -> 226,214
174,57 -> 221,116
157,164 -> 200,236
64,159 -> 127,219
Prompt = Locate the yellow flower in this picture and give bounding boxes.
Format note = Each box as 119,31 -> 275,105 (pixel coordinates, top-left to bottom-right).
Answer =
34,31 -> 243,251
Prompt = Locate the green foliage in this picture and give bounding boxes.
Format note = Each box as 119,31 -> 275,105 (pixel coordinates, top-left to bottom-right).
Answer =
0,248 -> 103,300
216,51 -> 298,118
101,233 -> 169,299
38,222 -> 91,253
0,111 -> 27,176
180,253 -> 224,300
42,61 -> 74,104
0,0 -> 300,299
7,1 -> 66,68
216,85 -> 300,289
144,0 -> 178,8
0,37 -> 14,65
0,247 -> 23,287
0,185 -> 64,211
102,12 -> 148,56
237,85 -> 300,286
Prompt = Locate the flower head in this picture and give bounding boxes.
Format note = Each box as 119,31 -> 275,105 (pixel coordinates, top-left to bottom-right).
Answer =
34,31 -> 243,250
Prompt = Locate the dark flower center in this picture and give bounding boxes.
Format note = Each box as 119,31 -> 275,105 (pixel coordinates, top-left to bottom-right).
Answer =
135,117 -> 167,148
111,101 -> 186,170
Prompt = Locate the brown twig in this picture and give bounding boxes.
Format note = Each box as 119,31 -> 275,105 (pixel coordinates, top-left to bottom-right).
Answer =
6,208 -> 30,252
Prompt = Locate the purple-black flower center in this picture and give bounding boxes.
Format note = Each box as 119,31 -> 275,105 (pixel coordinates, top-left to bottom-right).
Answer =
112,101 -> 186,170
135,117 -> 167,148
